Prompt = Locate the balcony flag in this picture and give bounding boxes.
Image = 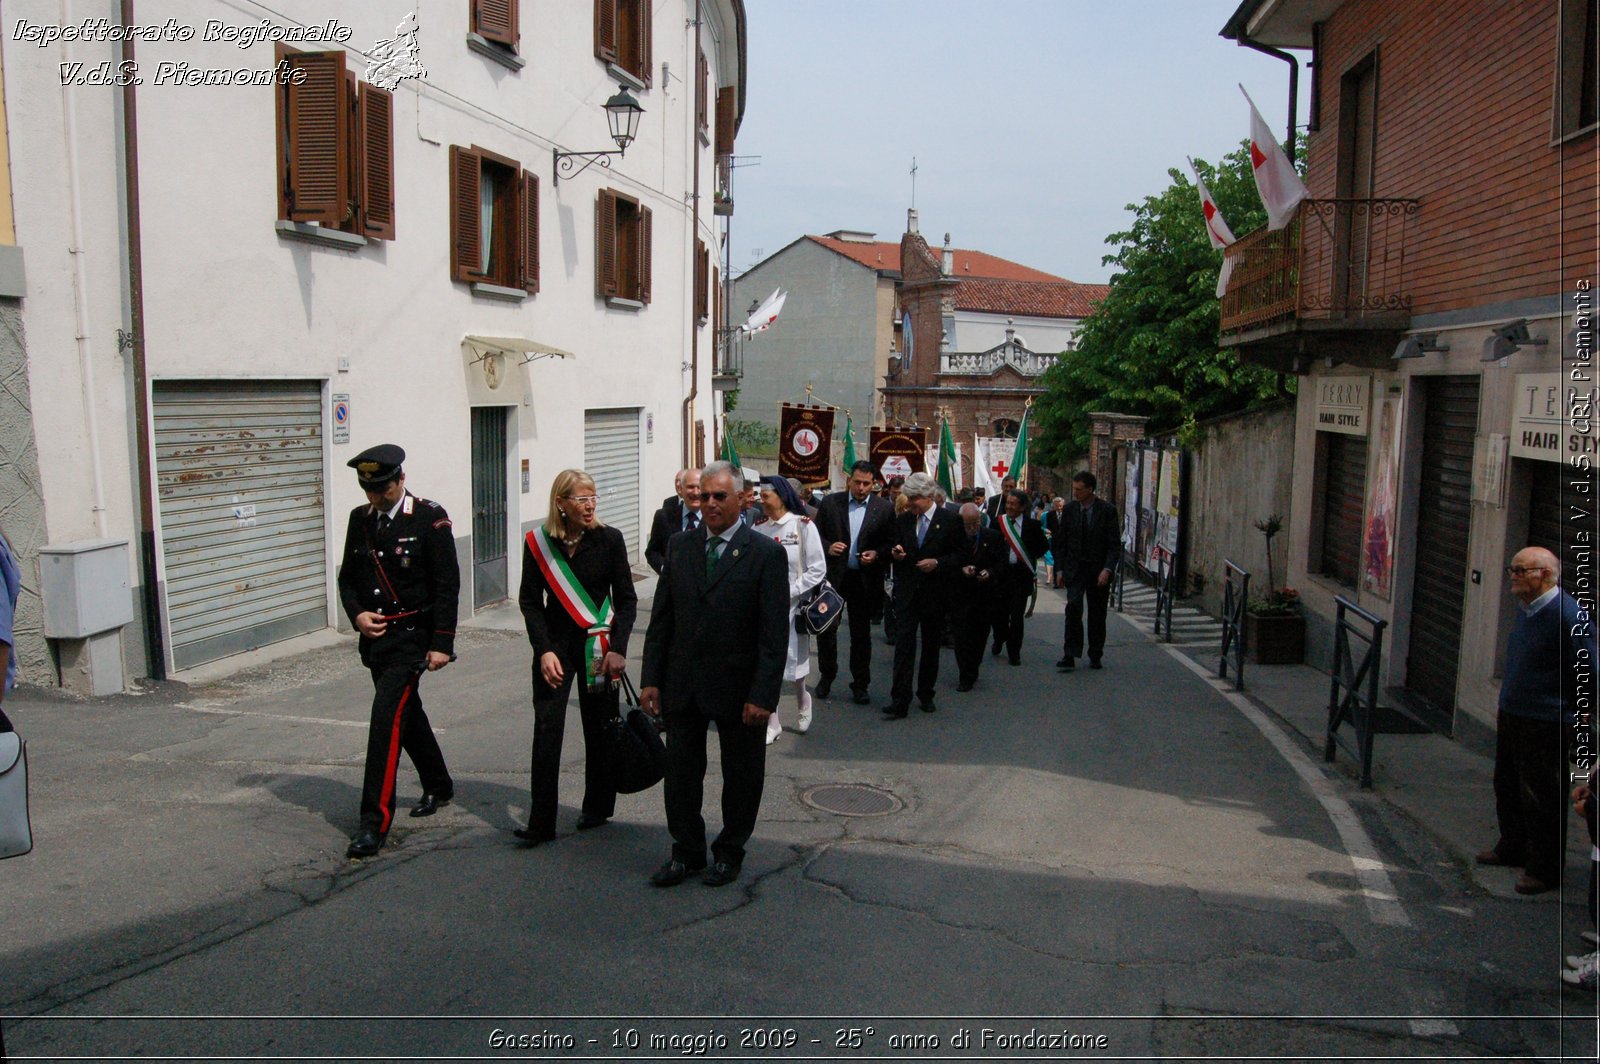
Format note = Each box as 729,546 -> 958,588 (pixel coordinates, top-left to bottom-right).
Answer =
1010,402 -> 1032,488
935,416 -> 958,496
741,289 -> 787,335
1241,85 -> 1308,231
841,413 -> 857,473
1187,157 -> 1237,299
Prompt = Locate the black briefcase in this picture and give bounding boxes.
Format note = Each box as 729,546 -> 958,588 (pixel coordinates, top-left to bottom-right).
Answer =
603,674 -> 666,794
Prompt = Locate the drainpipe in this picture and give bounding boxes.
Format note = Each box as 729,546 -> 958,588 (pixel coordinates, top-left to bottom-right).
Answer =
681,0 -> 702,469
120,0 -> 164,679
1235,36 -> 1300,158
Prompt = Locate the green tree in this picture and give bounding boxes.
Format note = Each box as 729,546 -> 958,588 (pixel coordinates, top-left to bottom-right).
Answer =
1034,143 -> 1287,462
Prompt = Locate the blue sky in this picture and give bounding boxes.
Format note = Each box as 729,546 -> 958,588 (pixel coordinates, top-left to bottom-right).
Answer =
731,0 -> 1314,284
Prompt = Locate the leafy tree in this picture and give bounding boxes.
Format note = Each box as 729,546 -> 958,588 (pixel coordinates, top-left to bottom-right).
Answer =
1034,143 -> 1288,462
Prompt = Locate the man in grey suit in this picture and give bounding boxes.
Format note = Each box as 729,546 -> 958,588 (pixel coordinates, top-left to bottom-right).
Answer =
641,461 -> 790,888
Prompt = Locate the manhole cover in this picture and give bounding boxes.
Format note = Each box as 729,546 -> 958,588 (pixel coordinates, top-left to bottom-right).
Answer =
801,783 -> 903,817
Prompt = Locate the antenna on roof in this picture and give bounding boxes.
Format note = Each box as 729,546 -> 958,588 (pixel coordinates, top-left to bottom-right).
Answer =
909,156 -> 918,209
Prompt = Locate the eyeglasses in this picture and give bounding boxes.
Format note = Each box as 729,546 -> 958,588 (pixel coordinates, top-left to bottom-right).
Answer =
564,495 -> 600,506
701,490 -> 732,502
1505,565 -> 1549,576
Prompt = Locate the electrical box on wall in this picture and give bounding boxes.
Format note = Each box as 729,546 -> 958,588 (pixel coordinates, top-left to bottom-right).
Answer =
39,538 -> 134,638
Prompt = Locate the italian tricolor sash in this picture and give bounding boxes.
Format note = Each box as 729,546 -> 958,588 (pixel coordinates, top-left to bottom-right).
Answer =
527,528 -> 614,685
1000,516 -> 1032,568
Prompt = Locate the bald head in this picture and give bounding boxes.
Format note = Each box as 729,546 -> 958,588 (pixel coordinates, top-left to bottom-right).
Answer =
960,502 -> 982,534
1509,545 -> 1559,604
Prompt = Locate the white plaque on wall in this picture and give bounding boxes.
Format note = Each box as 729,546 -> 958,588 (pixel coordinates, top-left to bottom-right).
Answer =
1314,375 -> 1370,436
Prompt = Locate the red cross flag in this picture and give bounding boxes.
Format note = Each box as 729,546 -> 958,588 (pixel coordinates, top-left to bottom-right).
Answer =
1242,85 -> 1308,231
1188,158 -> 1237,299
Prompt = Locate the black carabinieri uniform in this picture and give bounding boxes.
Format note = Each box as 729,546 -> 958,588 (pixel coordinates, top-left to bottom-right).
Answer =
337,492 -> 459,837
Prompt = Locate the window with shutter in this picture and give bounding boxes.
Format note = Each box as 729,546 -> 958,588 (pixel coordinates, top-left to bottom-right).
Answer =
595,0 -> 618,64
596,190 -> 619,298
450,146 -> 484,281
695,240 -> 708,322
715,86 -> 735,158
595,189 -> 650,305
276,46 -> 395,242
696,50 -> 709,135
520,172 -> 540,294
450,145 -> 538,294
600,0 -> 652,86
472,0 -> 519,51
638,205 -> 652,304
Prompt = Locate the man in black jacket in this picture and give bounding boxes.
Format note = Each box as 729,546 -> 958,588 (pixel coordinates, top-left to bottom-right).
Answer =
883,472 -> 970,717
951,503 -> 1005,691
1054,470 -> 1121,671
644,467 -> 701,574
641,461 -> 789,888
991,489 -> 1051,666
812,461 -> 894,704
336,444 -> 459,859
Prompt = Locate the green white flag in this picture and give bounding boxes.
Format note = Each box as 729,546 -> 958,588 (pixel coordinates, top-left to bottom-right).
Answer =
935,416 -> 958,496
841,414 -> 857,474
1011,405 -> 1031,487
720,420 -> 741,468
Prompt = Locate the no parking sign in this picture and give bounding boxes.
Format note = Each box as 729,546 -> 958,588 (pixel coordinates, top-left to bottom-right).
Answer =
333,394 -> 351,444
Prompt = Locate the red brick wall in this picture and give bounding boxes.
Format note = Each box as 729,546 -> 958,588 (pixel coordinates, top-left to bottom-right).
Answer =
1309,0 -> 1597,312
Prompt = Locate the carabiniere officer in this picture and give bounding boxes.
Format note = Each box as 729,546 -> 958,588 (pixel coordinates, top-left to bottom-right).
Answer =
337,444 -> 459,859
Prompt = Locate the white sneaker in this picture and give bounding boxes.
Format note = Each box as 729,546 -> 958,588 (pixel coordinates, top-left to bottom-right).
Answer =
766,712 -> 781,745
796,692 -> 813,734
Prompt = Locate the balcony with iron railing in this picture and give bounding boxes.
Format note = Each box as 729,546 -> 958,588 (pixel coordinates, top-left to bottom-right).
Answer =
1219,197 -> 1419,370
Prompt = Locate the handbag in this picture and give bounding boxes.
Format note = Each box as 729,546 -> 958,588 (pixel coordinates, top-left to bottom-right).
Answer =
0,730 -> 33,860
602,674 -> 666,795
794,519 -> 846,637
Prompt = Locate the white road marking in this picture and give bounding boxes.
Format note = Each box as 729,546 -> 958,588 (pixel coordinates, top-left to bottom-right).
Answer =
1161,644 -> 1412,928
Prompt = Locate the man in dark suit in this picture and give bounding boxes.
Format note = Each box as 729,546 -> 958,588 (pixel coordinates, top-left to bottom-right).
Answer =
1054,470 -> 1121,671
991,488 -> 1051,666
644,467 -> 701,574
813,461 -> 894,704
951,503 -> 1005,691
882,472 -> 969,718
641,461 -> 789,888
984,475 -> 1017,523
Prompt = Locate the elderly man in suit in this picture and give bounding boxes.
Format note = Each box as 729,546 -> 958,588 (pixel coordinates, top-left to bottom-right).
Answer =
644,468 -> 702,574
641,460 -> 790,888
813,460 -> 894,704
951,502 -> 1005,692
882,472 -> 969,718
1055,470 -> 1121,671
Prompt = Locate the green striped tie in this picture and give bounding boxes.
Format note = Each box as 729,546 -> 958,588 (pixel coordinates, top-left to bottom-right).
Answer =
706,537 -> 723,576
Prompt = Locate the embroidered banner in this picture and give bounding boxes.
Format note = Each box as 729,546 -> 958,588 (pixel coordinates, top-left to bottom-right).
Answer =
777,404 -> 835,486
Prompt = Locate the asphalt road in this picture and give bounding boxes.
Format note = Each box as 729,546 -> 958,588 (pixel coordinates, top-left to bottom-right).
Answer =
2,589 -> 1594,1061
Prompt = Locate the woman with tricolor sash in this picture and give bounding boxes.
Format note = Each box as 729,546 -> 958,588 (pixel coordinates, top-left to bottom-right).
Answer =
515,470 -> 637,846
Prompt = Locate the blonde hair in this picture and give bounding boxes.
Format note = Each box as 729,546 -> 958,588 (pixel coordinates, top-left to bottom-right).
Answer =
543,469 -> 605,538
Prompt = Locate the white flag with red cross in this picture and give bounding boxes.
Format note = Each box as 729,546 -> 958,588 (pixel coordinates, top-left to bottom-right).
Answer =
1188,157 -> 1237,299
1242,85 -> 1308,231
973,435 -> 1015,497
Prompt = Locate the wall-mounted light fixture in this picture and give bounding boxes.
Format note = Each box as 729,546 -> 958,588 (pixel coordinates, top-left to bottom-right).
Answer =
1393,333 -> 1450,359
552,85 -> 644,185
1481,319 -> 1548,362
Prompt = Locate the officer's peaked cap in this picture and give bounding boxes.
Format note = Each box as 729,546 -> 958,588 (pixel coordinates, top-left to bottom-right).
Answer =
348,443 -> 405,487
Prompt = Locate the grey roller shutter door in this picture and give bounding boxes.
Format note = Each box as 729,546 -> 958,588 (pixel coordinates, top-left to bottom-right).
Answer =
584,409 -> 642,560
1317,431 -> 1367,587
153,381 -> 327,670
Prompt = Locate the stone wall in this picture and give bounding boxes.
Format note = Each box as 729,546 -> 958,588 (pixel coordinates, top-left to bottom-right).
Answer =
0,299 -> 52,686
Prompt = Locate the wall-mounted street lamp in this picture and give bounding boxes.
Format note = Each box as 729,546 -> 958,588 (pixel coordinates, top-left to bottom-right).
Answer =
552,85 -> 644,185
1393,332 -> 1450,359
1481,318 -> 1548,362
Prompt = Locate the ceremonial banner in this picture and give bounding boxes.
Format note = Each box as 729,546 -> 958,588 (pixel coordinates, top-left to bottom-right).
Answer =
870,427 -> 927,482
924,441 -> 964,491
973,435 -> 1016,496
778,404 -> 835,486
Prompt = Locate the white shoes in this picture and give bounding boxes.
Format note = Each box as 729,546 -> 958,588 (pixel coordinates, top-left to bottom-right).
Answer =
766,711 -> 781,745
796,692 -> 813,734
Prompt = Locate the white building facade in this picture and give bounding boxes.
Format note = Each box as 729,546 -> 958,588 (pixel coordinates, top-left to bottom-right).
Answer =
4,0 -> 745,687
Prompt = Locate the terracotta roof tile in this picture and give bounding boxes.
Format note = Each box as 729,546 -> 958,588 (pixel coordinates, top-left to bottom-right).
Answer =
952,278 -> 1110,320
806,236 -> 1067,283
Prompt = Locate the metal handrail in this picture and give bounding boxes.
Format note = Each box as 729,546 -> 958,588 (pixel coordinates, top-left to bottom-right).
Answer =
1153,548 -> 1176,642
1324,595 -> 1389,789
1218,560 -> 1250,690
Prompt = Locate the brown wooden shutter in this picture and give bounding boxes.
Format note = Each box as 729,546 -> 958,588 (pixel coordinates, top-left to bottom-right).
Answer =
696,50 -> 708,132
715,86 -> 735,158
358,83 -> 395,240
595,189 -> 618,298
638,205 -> 653,304
450,146 -> 484,282
519,170 -> 540,294
473,0 -> 519,48
595,0 -> 618,63
694,240 -> 708,321
279,49 -> 350,225
637,0 -> 653,86
712,264 -> 720,332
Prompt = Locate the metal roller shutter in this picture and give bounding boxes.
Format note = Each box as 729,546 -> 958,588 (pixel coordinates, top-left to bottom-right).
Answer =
1317,431 -> 1368,586
1405,376 -> 1479,718
584,408 -> 642,560
153,381 -> 327,670
1528,460 -> 1596,579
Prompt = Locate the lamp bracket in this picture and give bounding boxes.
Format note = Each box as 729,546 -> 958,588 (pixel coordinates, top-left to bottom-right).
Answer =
553,146 -> 625,185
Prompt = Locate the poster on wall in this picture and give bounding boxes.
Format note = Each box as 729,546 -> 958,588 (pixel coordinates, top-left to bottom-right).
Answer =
1137,448 -> 1161,570
869,427 -> 927,482
777,404 -> 835,486
1362,394 -> 1404,599
1121,453 -> 1141,553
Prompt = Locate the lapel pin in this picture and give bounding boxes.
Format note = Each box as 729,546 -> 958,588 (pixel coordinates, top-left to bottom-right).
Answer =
732,548 -> 741,557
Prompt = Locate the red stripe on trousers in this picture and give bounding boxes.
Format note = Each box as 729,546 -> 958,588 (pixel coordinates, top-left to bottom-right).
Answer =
377,679 -> 414,834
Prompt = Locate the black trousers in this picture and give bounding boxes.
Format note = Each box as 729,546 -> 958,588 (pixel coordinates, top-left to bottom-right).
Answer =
1063,569 -> 1112,661
993,567 -> 1033,661
816,567 -> 881,691
890,596 -> 946,709
951,606 -> 991,685
527,639 -> 618,835
1491,710 -> 1570,885
358,632 -> 451,836
663,707 -> 766,867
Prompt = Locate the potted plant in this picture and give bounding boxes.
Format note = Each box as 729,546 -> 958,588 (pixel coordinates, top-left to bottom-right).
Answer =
1246,514 -> 1305,664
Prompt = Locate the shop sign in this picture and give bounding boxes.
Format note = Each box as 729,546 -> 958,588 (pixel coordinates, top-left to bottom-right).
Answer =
1314,375 -> 1369,436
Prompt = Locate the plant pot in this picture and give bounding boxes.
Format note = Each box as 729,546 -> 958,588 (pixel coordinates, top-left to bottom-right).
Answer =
1246,611 -> 1305,664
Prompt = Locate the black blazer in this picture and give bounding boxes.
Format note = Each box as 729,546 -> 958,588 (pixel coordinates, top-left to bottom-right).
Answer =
1053,497 -> 1121,583
641,524 -> 790,722
813,490 -> 895,581
518,525 -> 637,660
337,493 -> 460,658
950,526 -> 1007,616
644,497 -> 696,574
886,506 -> 970,606
992,514 -> 1050,590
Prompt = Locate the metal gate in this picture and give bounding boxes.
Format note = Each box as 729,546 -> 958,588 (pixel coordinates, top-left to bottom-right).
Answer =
1405,376 -> 1479,723
470,407 -> 509,608
153,381 -> 327,670
584,408 -> 642,559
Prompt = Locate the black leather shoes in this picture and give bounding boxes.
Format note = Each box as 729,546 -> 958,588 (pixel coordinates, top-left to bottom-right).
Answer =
919,699 -> 937,713
409,792 -> 451,818
851,687 -> 871,705
815,677 -> 833,700
346,830 -> 383,859
956,679 -> 975,692
513,827 -> 556,848
1089,658 -> 1103,669
703,861 -> 740,887
650,858 -> 706,887
575,813 -> 610,831
991,641 -> 1003,657
1057,656 -> 1075,671
1008,655 -> 1020,666
881,705 -> 908,719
